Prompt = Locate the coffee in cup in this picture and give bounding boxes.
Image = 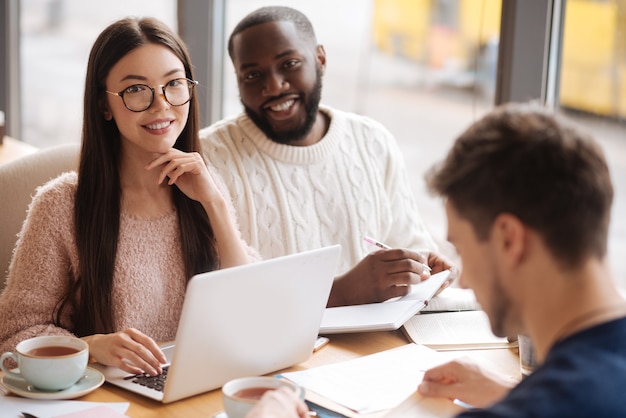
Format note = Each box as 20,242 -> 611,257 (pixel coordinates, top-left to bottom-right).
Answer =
0,335 -> 89,391
222,376 -> 304,418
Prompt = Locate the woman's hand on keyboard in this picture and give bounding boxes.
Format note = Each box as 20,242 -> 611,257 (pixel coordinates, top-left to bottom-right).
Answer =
82,328 -> 167,376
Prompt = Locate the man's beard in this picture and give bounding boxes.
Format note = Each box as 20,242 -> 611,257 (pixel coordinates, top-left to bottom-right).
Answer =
243,67 -> 323,145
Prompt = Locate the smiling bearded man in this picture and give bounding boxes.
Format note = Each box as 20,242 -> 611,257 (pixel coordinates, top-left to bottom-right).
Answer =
199,6 -> 456,308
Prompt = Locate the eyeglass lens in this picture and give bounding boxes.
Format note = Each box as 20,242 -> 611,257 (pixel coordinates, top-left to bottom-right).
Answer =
122,78 -> 194,111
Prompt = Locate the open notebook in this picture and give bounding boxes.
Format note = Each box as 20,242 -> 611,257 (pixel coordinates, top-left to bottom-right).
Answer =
319,269 -> 451,334
92,245 -> 341,403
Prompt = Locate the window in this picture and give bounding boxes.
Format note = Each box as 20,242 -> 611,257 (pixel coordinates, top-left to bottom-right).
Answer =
558,0 -> 626,287
5,0 -> 624,289
19,0 -> 176,147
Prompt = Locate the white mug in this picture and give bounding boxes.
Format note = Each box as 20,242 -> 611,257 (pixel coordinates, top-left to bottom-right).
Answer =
222,376 -> 304,418
0,335 -> 89,391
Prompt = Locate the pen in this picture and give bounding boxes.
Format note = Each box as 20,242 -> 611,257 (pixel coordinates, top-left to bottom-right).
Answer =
362,236 -> 432,272
363,235 -> 391,249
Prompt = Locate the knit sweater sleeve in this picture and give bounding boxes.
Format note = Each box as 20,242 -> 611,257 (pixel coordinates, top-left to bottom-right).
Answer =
0,172 -> 78,353
206,158 -> 261,262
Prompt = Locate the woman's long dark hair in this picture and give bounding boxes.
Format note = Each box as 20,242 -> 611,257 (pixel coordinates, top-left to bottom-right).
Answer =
55,17 -> 218,336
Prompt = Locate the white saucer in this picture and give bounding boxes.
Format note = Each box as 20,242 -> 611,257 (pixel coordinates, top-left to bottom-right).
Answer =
1,366 -> 105,400
213,412 -> 227,418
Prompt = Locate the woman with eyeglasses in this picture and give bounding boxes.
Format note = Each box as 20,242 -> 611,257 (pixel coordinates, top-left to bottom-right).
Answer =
0,17 -> 257,376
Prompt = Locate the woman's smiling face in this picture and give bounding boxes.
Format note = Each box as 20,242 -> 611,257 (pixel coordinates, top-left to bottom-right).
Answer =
104,43 -> 189,156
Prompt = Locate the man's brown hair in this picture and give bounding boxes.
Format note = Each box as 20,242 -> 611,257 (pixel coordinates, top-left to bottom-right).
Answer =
426,102 -> 613,268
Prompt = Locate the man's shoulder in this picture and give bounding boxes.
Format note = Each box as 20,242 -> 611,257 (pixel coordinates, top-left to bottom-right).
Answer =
322,105 -> 393,137
199,113 -> 244,140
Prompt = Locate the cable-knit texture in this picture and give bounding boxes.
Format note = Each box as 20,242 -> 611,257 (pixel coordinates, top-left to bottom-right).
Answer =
200,105 -> 437,274
0,170 -> 258,353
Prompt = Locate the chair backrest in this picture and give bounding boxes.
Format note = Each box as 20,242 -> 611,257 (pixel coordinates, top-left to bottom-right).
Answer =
0,142 -> 80,291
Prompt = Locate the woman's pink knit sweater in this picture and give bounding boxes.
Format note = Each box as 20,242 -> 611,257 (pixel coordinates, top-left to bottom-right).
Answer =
0,171 -> 258,353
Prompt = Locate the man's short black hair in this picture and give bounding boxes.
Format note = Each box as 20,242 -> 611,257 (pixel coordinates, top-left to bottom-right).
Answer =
228,6 -> 317,59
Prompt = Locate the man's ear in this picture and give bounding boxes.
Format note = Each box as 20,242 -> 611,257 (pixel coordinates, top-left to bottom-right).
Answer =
492,213 -> 526,267
316,44 -> 326,74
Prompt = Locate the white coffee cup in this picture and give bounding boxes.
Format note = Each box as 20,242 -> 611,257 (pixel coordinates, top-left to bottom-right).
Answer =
0,335 -> 89,391
222,376 -> 305,418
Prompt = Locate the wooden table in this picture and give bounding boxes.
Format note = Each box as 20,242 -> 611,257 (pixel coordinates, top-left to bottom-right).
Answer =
47,331 -> 519,418
0,136 -> 38,164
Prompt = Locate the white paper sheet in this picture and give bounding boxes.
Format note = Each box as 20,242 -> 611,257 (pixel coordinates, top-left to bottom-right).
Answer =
0,396 -> 129,418
280,343 -> 455,414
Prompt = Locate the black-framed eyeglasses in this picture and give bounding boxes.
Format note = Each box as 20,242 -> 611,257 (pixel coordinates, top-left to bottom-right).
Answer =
106,78 -> 198,112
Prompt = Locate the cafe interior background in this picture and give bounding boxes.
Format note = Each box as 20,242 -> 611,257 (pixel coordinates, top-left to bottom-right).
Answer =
3,0 -> 625,290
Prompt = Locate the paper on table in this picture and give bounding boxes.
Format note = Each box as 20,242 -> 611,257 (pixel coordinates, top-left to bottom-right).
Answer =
402,310 -> 515,350
55,405 -> 129,417
0,396 -> 129,418
385,391 -> 466,418
421,287 -> 481,312
279,343 -> 454,414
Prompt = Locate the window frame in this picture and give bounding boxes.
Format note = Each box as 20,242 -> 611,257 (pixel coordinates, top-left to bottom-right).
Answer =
1,0 -> 21,139
495,0 -> 564,107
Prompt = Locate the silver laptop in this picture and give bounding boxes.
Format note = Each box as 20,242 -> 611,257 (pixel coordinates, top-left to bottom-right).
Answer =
92,245 -> 341,403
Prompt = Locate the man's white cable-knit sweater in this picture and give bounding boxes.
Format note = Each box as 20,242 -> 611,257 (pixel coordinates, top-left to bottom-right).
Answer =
0,171 -> 258,354
199,105 -> 437,275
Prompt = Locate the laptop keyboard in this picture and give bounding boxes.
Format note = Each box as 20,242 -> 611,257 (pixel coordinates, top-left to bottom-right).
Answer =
124,366 -> 169,392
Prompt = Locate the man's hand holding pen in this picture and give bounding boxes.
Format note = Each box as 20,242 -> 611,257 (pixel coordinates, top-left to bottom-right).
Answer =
363,236 -> 432,273
363,236 -> 457,298
328,237 -> 456,307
